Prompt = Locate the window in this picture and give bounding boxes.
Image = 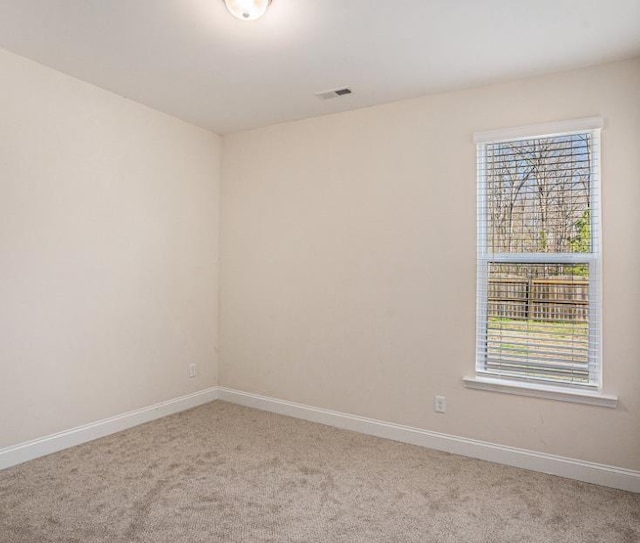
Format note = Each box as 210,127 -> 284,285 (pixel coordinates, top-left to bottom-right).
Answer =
473,118 -> 603,392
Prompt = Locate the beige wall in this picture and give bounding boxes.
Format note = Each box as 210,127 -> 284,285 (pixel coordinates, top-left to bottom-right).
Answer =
220,58 -> 640,470
0,49 -> 221,448
2,45 -> 638,472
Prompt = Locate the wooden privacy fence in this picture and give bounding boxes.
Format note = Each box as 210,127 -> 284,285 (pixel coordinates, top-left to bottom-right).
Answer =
488,278 -> 589,322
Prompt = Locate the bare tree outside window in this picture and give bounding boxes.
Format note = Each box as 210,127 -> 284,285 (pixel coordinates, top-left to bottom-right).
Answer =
487,134 -> 591,258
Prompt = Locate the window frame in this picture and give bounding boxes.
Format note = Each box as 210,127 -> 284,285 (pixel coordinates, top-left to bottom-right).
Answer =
466,117 -> 616,407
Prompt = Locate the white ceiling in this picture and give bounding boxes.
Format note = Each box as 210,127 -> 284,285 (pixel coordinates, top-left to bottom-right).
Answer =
0,0 -> 639,134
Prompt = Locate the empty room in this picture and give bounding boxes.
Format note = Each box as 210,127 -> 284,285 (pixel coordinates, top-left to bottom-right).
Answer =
1,1 -> 639,541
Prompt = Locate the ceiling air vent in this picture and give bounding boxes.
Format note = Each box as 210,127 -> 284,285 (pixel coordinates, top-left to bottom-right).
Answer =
315,87 -> 353,100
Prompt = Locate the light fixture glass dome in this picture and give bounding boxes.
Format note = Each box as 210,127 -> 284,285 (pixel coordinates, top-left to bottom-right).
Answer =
223,0 -> 271,21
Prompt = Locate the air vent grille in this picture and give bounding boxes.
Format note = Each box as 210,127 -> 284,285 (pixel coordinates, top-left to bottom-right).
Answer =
315,87 -> 353,100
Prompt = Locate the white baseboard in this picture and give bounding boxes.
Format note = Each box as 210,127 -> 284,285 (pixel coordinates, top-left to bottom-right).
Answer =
0,387 -> 219,470
3,385 -> 638,494
218,387 -> 640,493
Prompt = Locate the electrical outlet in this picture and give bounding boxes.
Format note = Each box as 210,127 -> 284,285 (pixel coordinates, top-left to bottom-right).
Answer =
434,395 -> 446,413
189,363 -> 197,378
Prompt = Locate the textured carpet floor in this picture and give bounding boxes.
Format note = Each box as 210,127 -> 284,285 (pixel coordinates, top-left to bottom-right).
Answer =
1,401 -> 638,542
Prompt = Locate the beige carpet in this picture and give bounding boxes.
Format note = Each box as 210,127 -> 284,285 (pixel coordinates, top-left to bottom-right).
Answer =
1,401 -> 638,542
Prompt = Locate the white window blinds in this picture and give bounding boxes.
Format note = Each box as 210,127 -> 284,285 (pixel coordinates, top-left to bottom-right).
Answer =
475,118 -> 602,389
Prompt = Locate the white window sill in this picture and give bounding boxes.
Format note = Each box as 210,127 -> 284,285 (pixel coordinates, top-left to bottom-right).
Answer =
462,376 -> 618,408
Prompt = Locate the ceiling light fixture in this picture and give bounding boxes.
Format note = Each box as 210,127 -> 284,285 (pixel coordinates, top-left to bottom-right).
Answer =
223,0 -> 271,21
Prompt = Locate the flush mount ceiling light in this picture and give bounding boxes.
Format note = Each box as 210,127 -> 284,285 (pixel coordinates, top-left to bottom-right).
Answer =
223,0 -> 271,21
